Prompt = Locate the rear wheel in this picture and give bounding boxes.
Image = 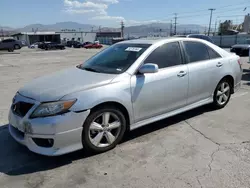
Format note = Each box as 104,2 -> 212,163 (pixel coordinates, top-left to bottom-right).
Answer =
82,106 -> 126,153
212,79 -> 232,109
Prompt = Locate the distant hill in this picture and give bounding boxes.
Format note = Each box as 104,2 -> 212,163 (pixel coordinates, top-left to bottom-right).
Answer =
0,25 -> 15,31
18,22 -> 96,32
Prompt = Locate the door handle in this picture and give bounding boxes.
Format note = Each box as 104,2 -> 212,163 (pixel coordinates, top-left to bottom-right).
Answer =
177,71 -> 187,77
216,62 -> 223,67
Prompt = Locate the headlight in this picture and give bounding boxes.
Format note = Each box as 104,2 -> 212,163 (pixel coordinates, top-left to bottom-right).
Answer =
30,99 -> 77,118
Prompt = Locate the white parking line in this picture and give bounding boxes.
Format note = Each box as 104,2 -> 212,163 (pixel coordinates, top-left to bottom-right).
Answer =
232,91 -> 248,99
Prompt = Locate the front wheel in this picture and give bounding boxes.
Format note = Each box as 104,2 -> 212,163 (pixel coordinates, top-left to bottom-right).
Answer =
212,79 -> 232,109
82,106 -> 126,153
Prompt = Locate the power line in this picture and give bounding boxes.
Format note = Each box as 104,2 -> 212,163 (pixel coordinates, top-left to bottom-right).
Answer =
208,8 -> 216,36
131,0 -> 250,24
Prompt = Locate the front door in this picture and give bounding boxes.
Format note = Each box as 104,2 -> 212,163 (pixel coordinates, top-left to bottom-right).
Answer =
130,42 -> 189,122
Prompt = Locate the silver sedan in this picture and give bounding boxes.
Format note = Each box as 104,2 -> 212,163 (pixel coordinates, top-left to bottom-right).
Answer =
8,38 -> 242,156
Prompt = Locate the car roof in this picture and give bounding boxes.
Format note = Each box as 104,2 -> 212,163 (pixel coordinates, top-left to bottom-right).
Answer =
119,37 -> 211,45
118,37 -> 231,58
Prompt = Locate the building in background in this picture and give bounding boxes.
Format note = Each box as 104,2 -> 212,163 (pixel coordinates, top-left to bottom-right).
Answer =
12,31 -> 121,45
58,31 -> 96,44
243,14 -> 250,33
96,32 -> 121,45
12,32 -> 60,45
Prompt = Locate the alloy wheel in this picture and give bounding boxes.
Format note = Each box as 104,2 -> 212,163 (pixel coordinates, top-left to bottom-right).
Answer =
88,112 -> 122,148
216,82 -> 230,105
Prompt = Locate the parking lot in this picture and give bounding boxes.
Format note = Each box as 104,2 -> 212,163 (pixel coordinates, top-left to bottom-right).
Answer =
0,47 -> 250,188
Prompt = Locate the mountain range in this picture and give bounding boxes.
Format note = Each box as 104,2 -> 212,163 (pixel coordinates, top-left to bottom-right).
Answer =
1,21 -> 207,37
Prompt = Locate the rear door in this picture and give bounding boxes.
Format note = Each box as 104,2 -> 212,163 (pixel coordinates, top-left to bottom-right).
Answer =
182,41 -> 220,105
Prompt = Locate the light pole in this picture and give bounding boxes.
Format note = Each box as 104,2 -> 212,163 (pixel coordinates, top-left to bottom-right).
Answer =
208,8 -> 215,36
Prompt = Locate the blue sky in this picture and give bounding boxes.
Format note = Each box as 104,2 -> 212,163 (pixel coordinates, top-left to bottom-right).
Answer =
0,0 -> 249,28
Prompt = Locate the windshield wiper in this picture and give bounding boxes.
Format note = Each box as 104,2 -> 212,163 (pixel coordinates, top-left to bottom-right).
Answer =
81,67 -> 100,73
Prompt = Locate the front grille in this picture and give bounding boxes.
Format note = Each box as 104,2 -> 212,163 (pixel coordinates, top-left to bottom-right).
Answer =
12,102 -> 34,117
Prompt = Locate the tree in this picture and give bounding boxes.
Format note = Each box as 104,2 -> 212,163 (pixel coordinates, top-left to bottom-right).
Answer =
219,20 -> 232,35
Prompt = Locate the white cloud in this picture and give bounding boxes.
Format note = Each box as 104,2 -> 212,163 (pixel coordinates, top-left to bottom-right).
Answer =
90,0 -> 119,4
64,0 -> 124,22
63,0 -> 168,26
91,15 -> 124,21
64,0 -> 107,9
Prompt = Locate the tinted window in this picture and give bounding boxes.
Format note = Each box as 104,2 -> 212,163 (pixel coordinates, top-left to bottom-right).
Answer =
2,39 -> 15,43
144,42 -> 182,69
79,43 -> 151,74
183,41 -> 209,63
207,46 -> 221,59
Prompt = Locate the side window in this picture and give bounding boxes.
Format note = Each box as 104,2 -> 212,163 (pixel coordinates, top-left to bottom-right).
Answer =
144,42 -> 182,69
183,41 -> 209,63
206,46 -> 221,59
2,40 -> 10,43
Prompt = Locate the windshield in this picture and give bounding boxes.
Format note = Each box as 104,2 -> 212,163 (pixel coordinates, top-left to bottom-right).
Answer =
79,43 -> 151,74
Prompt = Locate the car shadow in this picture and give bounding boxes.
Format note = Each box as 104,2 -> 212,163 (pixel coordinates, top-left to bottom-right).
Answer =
0,104 -> 215,176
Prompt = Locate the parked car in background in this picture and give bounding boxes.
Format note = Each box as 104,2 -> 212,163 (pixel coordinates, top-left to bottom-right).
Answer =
8,38 -> 242,156
230,44 -> 250,56
66,41 -> 93,48
72,41 -> 84,48
43,42 -> 65,50
83,41 -> 92,46
0,39 -> 24,52
29,42 -> 42,49
83,42 -> 103,49
38,41 -> 51,49
66,41 -> 80,48
174,34 -> 214,43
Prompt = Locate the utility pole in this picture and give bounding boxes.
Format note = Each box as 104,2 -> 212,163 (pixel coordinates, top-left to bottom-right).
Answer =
214,20 -> 217,35
208,8 -> 215,36
121,21 -> 124,38
174,13 -> 177,35
170,20 -> 172,36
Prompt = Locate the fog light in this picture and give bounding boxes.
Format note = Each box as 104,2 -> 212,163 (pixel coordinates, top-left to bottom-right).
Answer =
32,138 -> 54,148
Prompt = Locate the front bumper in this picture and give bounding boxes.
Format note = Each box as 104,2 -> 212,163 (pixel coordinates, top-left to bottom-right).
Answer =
8,93 -> 90,156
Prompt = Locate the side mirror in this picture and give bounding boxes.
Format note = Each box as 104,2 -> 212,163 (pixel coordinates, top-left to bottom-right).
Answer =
138,63 -> 159,74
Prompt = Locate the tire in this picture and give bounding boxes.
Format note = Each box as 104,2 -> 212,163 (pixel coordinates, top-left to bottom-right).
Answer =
212,79 -> 232,109
82,106 -> 126,153
14,44 -> 20,49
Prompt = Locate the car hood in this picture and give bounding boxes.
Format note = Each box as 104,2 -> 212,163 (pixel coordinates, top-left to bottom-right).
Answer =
232,44 -> 250,48
18,67 -> 117,102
